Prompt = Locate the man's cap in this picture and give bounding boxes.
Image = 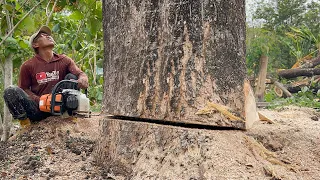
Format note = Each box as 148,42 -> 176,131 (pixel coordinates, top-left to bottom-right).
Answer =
29,25 -> 52,49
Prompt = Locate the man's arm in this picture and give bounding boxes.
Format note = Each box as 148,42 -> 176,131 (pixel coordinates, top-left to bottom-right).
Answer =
67,57 -> 89,89
18,63 -> 40,103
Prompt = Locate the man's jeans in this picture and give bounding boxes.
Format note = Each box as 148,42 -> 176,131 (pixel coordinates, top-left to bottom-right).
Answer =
3,73 -> 78,122
3,86 -> 50,121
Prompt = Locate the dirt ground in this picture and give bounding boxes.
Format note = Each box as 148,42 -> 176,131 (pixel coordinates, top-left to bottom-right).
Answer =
0,105 -> 319,179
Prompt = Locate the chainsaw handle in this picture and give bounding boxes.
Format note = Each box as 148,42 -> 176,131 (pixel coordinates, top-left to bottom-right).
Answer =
50,80 -> 78,115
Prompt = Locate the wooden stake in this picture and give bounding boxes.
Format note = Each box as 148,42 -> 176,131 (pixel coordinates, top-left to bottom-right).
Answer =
255,55 -> 268,102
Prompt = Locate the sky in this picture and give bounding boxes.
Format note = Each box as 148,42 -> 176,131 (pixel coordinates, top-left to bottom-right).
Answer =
246,0 -> 265,26
246,0 -> 318,26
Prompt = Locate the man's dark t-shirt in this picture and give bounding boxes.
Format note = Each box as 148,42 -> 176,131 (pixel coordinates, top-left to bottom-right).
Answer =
18,53 -> 86,103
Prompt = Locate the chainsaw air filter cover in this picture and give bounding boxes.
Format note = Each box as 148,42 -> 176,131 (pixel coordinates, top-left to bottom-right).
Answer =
65,94 -> 79,110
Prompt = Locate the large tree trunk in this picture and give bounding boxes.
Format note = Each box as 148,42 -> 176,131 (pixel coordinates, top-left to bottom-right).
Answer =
103,0 -> 254,128
96,0 -> 258,178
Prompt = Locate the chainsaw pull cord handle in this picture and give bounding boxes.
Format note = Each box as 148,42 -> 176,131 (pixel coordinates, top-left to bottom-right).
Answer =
51,80 -> 78,115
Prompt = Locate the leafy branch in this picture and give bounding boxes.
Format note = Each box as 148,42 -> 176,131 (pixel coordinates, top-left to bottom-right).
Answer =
46,0 -> 58,25
0,0 -> 45,47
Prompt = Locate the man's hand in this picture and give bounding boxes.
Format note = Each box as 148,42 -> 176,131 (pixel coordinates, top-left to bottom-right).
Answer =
78,77 -> 88,89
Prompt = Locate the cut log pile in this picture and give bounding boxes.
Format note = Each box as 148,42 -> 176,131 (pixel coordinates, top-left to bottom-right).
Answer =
275,55 -> 320,96
254,55 -> 320,100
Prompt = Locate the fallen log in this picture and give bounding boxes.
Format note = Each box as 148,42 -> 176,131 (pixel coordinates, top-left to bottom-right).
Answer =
299,55 -> 320,68
286,86 -> 301,94
273,81 -> 292,97
278,68 -> 320,79
291,54 -> 313,69
286,76 -> 320,93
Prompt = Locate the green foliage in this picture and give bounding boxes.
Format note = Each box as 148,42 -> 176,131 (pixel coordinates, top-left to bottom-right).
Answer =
265,88 -> 320,109
303,2 -> 320,35
254,0 -> 308,33
246,27 -> 293,76
250,0 -> 320,72
281,26 -> 320,61
51,0 -> 104,111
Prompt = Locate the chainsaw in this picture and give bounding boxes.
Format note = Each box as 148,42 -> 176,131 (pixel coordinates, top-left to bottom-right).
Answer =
39,80 -> 91,118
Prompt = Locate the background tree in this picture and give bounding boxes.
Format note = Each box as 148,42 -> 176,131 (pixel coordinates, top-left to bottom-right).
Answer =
254,0 -> 307,33
248,0 -> 320,73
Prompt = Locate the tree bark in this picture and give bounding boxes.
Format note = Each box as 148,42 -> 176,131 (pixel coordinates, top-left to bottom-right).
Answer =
0,112 -> 3,137
97,0 -> 258,178
255,55 -> 268,101
103,0 -> 253,128
300,55 -> 320,68
1,55 -> 13,141
1,1 -> 13,141
273,81 -> 292,98
278,68 -> 320,79
285,76 -> 320,93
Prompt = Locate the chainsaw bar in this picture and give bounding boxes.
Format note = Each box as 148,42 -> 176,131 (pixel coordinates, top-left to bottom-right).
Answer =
105,115 -> 244,131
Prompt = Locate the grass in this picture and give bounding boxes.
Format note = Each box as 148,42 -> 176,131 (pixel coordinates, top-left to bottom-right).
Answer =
264,88 -> 320,109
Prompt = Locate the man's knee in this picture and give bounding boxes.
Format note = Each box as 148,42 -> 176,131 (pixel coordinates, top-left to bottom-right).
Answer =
4,85 -> 19,91
3,86 -> 28,101
4,85 -> 19,97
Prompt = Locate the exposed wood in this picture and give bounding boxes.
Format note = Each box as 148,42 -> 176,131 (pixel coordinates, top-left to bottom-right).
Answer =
249,77 -> 272,86
244,136 -> 296,171
299,55 -> 320,69
291,54 -> 313,69
286,78 -> 320,93
265,79 -> 272,84
291,77 -> 313,87
107,115 -> 243,130
244,81 -> 259,129
196,102 -> 244,122
256,102 -> 270,108
274,86 -> 283,97
278,68 -> 320,79
255,55 -> 268,101
286,77 -> 314,93
273,81 -> 292,98
258,112 -> 275,124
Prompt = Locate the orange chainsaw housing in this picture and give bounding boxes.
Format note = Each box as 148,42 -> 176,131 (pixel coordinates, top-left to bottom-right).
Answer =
39,94 -> 62,113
